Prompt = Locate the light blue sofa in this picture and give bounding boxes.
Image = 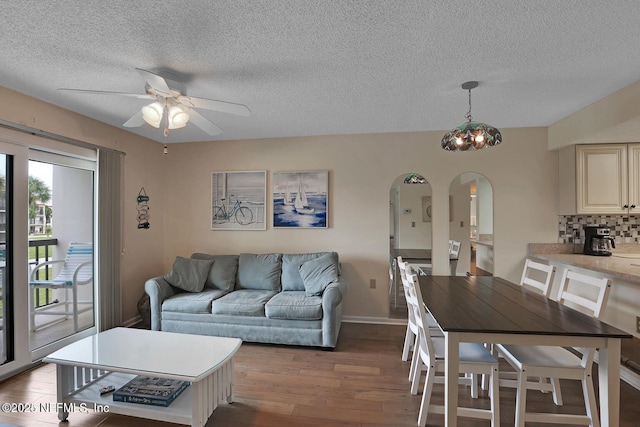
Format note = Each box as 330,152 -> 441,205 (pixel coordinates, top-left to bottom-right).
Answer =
145,252 -> 348,349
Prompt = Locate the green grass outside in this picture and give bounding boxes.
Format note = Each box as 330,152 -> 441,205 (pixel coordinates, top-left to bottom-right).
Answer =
0,289 -> 53,318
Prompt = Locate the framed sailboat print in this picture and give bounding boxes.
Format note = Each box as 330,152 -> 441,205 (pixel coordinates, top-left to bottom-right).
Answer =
273,171 -> 328,228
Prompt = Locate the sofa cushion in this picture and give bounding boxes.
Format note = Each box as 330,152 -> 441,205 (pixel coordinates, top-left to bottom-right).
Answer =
162,289 -> 228,313
190,253 -> 238,291
164,256 -> 214,293
265,291 -> 323,320
299,253 -> 339,296
281,252 -> 334,291
236,253 -> 282,291
211,289 -> 278,316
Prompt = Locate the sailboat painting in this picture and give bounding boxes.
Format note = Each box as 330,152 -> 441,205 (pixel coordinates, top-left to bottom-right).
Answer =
273,171 -> 328,228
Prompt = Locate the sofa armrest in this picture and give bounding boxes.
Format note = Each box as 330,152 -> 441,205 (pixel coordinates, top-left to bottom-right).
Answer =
145,276 -> 177,331
321,278 -> 349,348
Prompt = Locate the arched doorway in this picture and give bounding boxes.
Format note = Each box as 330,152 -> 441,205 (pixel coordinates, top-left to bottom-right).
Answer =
449,172 -> 493,276
389,172 -> 431,318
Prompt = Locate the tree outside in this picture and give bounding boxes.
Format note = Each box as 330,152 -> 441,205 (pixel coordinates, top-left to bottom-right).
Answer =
28,176 -> 52,236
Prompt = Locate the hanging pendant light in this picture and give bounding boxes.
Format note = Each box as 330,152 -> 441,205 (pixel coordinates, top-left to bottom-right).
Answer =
441,81 -> 502,152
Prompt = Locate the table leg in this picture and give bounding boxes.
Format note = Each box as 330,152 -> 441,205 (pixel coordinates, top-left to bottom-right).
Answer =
598,338 -> 621,427
55,364 -> 72,421
444,332 -> 459,427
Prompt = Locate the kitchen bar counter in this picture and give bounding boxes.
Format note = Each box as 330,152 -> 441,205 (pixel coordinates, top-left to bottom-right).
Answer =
529,243 -> 640,283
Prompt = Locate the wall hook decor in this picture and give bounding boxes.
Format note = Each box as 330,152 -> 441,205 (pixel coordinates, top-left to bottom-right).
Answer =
137,187 -> 150,229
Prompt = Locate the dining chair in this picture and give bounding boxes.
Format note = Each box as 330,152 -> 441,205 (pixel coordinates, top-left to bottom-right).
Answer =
398,259 -> 441,361
520,258 -> 555,297
491,259 -> 558,395
28,242 -> 93,332
406,272 -> 500,427
450,240 -> 461,258
494,268 -> 612,427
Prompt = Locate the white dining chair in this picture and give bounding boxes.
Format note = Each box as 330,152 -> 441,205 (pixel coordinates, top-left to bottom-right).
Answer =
491,259 -> 558,395
406,272 -> 500,427
520,258 -> 555,298
495,268 -> 612,427
398,259 -> 441,364
450,240 -> 461,258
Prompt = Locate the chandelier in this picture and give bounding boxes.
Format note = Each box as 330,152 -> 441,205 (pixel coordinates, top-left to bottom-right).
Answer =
441,81 -> 502,151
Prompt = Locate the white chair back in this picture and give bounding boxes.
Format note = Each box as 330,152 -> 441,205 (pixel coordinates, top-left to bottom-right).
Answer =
54,242 -> 93,285
405,272 -> 436,366
557,269 -> 611,319
519,259 -> 554,297
449,240 -> 461,257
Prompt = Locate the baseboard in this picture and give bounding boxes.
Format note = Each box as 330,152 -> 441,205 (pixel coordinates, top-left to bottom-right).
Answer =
342,315 -> 407,326
122,315 -> 142,328
621,365 -> 640,391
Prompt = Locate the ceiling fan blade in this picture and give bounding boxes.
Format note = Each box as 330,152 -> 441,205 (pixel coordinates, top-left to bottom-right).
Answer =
136,68 -> 171,95
58,88 -> 154,99
189,109 -> 222,135
123,111 -> 145,128
178,96 -> 251,117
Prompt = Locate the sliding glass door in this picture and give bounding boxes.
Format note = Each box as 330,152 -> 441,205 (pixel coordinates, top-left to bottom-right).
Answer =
0,131 -> 100,378
28,152 -> 96,358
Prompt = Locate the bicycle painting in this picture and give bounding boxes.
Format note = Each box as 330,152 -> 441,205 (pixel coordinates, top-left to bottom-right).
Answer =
211,171 -> 266,230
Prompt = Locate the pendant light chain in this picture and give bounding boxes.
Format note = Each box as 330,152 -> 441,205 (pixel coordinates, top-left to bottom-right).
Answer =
465,88 -> 473,123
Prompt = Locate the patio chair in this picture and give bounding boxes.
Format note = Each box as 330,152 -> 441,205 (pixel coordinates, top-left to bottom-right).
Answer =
29,242 -> 93,332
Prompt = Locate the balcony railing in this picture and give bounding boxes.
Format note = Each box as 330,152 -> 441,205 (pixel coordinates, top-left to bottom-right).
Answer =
29,238 -> 58,308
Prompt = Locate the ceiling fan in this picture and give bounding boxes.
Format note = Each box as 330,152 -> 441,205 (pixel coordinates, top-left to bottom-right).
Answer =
59,68 -> 251,138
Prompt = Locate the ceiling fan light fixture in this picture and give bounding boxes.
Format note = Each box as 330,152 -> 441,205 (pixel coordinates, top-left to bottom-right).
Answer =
167,104 -> 190,129
441,81 -> 502,152
141,102 -> 163,128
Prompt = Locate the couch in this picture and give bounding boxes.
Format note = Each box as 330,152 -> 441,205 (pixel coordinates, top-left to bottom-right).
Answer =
145,252 -> 348,349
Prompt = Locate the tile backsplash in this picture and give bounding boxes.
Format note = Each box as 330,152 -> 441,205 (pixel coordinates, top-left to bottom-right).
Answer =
559,215 -> 640,243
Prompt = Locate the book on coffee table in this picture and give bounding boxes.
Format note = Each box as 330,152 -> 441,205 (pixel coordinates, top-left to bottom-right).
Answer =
113,375 -> 190,407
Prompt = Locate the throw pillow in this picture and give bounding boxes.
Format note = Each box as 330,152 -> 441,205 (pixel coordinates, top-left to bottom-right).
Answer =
164,256 -> 214,293
299,253 -> 339,296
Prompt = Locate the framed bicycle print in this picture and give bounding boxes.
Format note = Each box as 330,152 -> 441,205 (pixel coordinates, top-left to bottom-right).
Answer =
272,170 -> 328,228
211,171 -> 266,230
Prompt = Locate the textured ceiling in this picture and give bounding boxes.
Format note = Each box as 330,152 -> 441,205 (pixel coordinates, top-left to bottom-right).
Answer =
1,1 -> 640,144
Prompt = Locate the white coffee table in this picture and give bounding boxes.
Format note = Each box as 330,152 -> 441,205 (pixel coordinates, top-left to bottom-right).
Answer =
44,328 -> 242,427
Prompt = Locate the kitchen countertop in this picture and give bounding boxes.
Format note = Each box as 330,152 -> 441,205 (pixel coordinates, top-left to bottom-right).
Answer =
471,239 -> 493,247
529,243 -> 640,283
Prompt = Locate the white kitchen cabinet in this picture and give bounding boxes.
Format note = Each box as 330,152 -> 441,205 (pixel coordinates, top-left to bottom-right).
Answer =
575,143 -> 640,214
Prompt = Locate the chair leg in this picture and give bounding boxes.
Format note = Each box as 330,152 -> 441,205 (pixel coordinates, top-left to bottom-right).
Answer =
514,369 -> 528,427
490,366 -> 500,427
550,377 -> 564,406
418,364 -> 435,427
409,335 -> 420,383
402,326 -> 413,362
72,285 -> 79,332
471,373 -> 479,399
411,355 -> 423,396
582,374 -> 600,427
29,288 -> 36,332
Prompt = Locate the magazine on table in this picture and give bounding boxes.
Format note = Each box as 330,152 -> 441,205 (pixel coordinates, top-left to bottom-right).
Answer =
112,376 -> 190,407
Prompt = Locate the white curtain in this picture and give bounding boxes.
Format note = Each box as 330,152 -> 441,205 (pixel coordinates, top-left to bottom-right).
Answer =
97,149 -> 124,331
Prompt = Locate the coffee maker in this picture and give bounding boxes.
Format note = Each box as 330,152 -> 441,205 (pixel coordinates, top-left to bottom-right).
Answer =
583,225 -> 615,256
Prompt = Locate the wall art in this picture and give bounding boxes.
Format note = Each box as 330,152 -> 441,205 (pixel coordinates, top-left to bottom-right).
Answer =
273,171 -> 328,228
211,171 -> 266,230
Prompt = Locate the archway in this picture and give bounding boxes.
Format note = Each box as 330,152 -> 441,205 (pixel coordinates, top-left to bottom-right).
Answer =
389,172 -> 431,318
449,172 -> 493,276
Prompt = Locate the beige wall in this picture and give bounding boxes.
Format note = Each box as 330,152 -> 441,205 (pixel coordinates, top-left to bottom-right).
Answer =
164,128 -> 559,319
0,86 -> 560,322
0,87 -> 165,323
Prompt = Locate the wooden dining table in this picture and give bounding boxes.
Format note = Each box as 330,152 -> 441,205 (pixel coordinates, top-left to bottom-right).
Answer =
417,275 -> 633,427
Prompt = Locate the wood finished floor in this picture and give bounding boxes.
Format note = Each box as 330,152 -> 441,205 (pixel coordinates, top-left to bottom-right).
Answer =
0,322 -> 639,426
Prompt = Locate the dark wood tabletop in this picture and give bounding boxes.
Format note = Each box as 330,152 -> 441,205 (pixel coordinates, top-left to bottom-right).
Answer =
417,275 -> 631,339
